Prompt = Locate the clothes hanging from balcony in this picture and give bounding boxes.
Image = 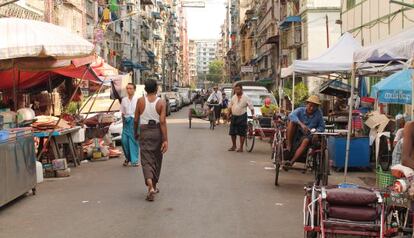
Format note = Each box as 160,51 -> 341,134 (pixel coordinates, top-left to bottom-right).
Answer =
103,8 -> 111,22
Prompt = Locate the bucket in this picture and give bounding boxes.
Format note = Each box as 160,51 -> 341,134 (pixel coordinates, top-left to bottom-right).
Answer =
36,161 -> 44,183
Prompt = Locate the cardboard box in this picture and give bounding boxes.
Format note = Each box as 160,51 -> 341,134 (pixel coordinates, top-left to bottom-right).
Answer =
52,158 -> 68,170
56,168 -> 71,177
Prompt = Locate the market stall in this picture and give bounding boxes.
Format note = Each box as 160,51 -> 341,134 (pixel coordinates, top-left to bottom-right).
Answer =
0,18 -> 96,204
345,25 -> 414,182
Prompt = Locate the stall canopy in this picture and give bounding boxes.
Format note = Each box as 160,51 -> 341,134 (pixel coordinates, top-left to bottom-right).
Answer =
371,69 -> 412,104
0,18 -> 94,67
0,56 -> 119,90
354,26 -> 414,63
281,32 -> 361,78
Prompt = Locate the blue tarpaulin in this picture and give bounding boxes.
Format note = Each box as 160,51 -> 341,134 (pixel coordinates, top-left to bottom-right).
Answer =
371,69 -> 412,104
279,16 -> 301,29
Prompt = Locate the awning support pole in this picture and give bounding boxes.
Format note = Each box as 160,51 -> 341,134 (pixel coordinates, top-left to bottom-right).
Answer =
83,82 -> 105,120
292,71 -> 295,112
344,62 -> 357,182
411,59 -> 414,120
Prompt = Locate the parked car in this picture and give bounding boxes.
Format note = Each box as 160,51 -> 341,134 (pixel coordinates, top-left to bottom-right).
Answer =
174,92 -> 184,109
159,93 -> 171,116
177,87 -> 191,105
244,91 -> 277,117
166,92 -> 179,112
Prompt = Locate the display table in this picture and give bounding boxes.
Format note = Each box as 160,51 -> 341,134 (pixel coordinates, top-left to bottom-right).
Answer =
328,136 -> 370,170
34,126 -> 81,166
0,134 -> 36,207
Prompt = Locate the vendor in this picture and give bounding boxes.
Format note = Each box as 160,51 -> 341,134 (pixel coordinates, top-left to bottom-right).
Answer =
402,121 -> 414,169
121,83 -> 140,167
394,114 -> 406,146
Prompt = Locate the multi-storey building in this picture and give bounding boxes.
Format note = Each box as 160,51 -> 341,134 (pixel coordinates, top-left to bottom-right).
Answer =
341,0 -> 414,46
178,5 -> 190,87
188,40 -> 198,85
279,0 -> 341,93
195,39 -> 218,77
0,0 -> 44,20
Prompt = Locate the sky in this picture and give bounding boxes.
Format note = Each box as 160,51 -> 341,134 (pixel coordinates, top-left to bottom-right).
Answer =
185,0 -> 226,40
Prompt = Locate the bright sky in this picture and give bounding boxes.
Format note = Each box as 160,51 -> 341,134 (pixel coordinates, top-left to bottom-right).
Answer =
185,0 -> 226,40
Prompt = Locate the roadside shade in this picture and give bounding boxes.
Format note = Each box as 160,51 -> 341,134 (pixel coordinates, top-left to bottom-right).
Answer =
0,56 -> 109,90
370,69 -> 412,104
0,18 -> 94,64
281,32 -> 361,78
354,26 -> 414,63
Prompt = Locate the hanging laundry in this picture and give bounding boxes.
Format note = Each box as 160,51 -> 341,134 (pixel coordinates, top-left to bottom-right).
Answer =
109,0 -> 119,12
103,7 -> 111,22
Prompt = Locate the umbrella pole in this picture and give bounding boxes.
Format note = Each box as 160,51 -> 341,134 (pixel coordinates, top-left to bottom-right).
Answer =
412,59 -> 414,120
344,62 -> 357,182
292,71 -> 295,111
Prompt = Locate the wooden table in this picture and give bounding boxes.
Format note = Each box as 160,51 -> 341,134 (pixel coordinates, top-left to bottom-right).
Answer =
34,126 -> 81,166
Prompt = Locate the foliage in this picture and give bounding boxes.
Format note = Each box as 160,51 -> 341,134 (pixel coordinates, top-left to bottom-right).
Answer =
284,81 -> 309,108
206,60 -> 224,83
64,101 -> 80,115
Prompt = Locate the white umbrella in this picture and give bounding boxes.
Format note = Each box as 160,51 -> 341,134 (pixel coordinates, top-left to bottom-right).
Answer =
0,18 -> 95,62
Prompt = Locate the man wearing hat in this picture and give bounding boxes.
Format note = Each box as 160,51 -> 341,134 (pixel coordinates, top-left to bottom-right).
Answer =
285,95 -> 325,168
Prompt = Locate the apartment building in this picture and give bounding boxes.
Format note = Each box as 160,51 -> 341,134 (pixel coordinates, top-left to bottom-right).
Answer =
189,40 -> 198,85
195,40 -> 219,76
341,0 -> 414,46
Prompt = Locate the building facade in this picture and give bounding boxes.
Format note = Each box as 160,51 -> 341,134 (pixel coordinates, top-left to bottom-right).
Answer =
341,0 -> 414,46
195,39 -> 218,77
188,40 -> 198,85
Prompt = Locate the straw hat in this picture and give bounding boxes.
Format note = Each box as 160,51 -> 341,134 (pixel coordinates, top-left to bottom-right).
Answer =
306,95 -> 321,105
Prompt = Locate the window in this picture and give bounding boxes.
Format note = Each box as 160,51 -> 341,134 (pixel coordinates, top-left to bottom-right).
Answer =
347,0 -> 356,10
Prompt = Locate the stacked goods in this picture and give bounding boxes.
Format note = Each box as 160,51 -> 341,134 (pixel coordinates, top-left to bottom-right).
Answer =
32,116 -> 72,130
32,92 -> 62,116
51,158 -> 70,177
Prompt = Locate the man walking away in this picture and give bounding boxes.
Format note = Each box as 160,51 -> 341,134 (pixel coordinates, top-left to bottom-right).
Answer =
121,83 -> 139,167
228,84 -> 255,152
207,85 -> 223,125
134,79 -> 168,202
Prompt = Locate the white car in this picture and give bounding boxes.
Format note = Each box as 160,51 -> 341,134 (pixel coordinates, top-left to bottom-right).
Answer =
244,91 -> 278,118
108,112 -> 123,142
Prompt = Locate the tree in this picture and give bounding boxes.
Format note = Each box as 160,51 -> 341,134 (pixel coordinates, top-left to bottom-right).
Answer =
206,60 -> 224,83
284,81 -> 309,108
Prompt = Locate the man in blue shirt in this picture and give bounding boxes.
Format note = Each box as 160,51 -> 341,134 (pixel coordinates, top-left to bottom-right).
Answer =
285,95 -> 325,167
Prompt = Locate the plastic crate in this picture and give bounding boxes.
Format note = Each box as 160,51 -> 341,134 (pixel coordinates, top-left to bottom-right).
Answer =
376,167 -> 395,189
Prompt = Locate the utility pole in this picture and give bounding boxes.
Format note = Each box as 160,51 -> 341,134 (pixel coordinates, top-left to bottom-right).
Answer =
325,14 -> 330,48
130,16 -> 134,84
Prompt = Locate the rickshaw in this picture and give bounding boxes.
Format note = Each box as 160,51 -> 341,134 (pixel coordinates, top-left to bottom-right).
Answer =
188,102 -> 220,130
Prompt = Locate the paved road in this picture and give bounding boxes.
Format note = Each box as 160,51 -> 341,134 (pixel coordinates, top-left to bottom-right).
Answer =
0,108 -> 318,238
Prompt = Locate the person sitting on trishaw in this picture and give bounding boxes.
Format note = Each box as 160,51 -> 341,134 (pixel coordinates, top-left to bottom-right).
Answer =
285,95 -> 325,169
259,97 -> 278,128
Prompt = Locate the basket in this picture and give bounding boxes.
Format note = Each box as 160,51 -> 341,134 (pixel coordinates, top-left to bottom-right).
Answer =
376,166 -> 395,189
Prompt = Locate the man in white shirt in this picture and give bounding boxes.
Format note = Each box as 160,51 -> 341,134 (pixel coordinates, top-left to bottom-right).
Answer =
121,83 -> 139,167
228,84 -> 255,152
207,85 -> 223,125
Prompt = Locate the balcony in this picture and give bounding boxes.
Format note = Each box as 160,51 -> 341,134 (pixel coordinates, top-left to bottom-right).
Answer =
152,11 -> 161,20
141,0 -> 154,5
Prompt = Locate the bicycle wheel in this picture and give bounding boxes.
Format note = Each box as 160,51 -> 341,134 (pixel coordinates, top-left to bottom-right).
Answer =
321,149 -> 329,186
245,122 -> 255,152
274,143 -> 283,186
313,153 -> 321,186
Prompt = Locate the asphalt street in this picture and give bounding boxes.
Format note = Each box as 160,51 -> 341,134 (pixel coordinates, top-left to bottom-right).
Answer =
0,108 -> 326,238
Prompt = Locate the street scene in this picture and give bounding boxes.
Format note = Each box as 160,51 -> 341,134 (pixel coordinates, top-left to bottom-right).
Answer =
2,0 -> 414,237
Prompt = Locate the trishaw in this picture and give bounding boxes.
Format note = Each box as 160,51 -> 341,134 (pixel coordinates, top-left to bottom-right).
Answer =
188,103 -> 220,130
303,182 -> 413,238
